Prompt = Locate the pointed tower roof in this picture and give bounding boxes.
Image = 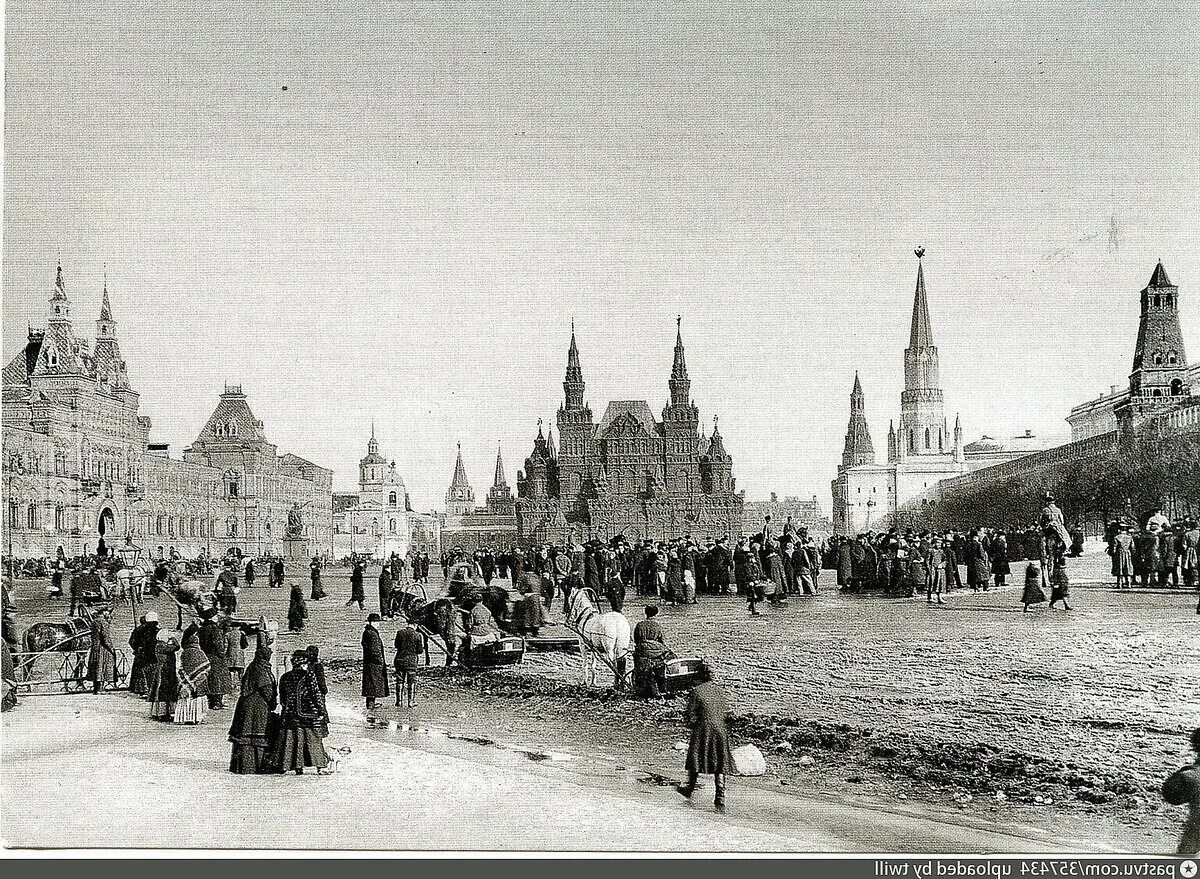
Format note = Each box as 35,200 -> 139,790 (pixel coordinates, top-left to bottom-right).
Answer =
841,372 -> 876,468
908,249 -> 934,350
492,446 -> 508,488
51,263 -> 68,302
450,443 -> 471,491
547,424 -> 557,459
707,415 -> 730,460
671,315 -> 689,380
99,276 -> 114,322
566,320 -> 583,383
1148,260 -> 1172,288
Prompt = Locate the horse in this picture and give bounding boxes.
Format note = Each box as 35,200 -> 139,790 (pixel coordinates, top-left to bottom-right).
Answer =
566,587 -> 631,690
401,596 -> 463,667
18,608 -> 95,680
115,566 -> 149,603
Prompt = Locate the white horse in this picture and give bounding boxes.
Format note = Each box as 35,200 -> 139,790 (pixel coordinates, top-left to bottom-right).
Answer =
115,566 -> 149,603
566,587 -> 631,689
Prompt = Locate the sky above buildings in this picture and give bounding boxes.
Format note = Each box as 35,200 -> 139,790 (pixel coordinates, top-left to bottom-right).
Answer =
4,2 -> 1198,510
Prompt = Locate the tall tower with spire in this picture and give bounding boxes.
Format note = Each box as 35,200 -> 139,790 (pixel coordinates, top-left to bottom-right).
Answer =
662,316 -> 701,497
445,443 -> 476,516
898,248 -> 948,457
487,446 -> 515,515
92,276 -> 130,391
841,372 -> 876,467
556,321 -> 594,513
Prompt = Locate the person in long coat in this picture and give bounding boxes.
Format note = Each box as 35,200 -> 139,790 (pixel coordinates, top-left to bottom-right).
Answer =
288,582 -> 307,633
148,637 -> 180,721
127,611 -> 160,697
378,565 -> 394,618
763,540 -> 787,604
708,538 -> 732,594
1110,525 -> 1135,588
346,561 -> 365,609
836,538 -> 853,590
306,645 -> 329,738
310,556 -> 326,600
1048,559 -> 1072,611
361,614 -> 388,709
269,650 -> 330,775
988,532 -> 1011,588
676,662 -> 733,812
1021,562 -> 1047,612
86,606 -> 118,694
174,629 -> 210,724
228,647 -> 277,773
199,613 -> 233,709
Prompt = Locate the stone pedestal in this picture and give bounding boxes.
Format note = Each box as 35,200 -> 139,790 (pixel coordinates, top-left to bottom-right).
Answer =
283,538 -> 309,560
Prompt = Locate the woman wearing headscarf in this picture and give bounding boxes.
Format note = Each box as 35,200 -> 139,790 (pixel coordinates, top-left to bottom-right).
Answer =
148,637 -> 180,721
269,650 -> 330,775
1021,561 -> 1047,613
127,611 -> 160,697
199,611 -> 233,710
174,628 -> 210,724
1048,558 -> 1072,611
228,647 -> 277,773
287,581 -> 307,633
305,645 -> 329,738
676,662 -> 734,813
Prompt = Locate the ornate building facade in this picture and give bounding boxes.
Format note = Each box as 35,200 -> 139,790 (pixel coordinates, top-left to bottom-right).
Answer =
3,265 -> 333,560
515,321 -> 743,545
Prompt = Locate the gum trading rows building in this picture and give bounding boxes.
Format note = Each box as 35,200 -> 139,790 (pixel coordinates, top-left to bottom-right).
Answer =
2,266 -> 333,561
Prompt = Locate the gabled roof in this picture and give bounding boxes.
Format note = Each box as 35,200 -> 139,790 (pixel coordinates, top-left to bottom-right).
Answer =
193,387 -> 268,446
2,335 -> 43,389
279,452 -> 330,474
598,400 -> 659,435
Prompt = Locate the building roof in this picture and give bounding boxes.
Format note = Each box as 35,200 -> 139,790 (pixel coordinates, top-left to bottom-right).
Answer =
962,430 -> 1057,456
333,493 -> 360,515
279,452 -> 331,474
597,400 -> 659,435
1148,260 -> 1172,288
193,386 -> 268,446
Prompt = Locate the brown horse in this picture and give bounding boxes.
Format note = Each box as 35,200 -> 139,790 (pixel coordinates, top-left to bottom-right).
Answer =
404,597 -> 463,667
18,609 -> 94,679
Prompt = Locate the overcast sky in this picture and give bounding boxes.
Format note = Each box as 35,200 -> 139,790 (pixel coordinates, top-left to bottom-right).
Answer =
4,2 -> 1198,510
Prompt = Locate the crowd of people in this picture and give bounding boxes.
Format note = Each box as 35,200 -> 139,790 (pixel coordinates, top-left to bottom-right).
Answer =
1105,509 -> 1200,593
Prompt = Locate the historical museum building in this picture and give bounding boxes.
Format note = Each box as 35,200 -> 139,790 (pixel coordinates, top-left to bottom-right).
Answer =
1067,261 -> 1197,441
331,427 -> 438,560
831,251 -> 1048,535
515,321 -> 744,545
3,265 -> 334,560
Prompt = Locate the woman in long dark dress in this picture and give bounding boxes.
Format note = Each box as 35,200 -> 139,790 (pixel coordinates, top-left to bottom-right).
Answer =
676,662 -> 734,812
148,637 -> 180,721
127,612 -> 160,697
1021,561 -> 1047,612
228,647 -> 277,773
287,582 -> 307,633
268,650 -> 330,775
1048,559 -> 1072,611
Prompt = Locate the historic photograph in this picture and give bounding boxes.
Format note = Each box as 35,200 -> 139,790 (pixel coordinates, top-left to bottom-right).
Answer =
2,1 -> 1197,856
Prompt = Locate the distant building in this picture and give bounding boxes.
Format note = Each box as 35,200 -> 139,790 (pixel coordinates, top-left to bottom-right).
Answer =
831,251 -> 1043,535
742,493 -> 829,536
3,265 -> 333,560
1068,261 -> 1196,441
515,320 -> 744,545
332,426 -> 438,560
439,444 -> 518,553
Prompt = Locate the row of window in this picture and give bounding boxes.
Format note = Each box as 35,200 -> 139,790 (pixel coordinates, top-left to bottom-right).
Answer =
1151,350 -> 1181,366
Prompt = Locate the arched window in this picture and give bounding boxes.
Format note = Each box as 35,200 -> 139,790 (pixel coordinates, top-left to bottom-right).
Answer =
924,428 -> 931,450
389,491 -> 397,506
228,517 -> 238,538
1166,293 -> 1174,308
55,504 -> 65,532
156,515 -> 164,535
1153,294 -> 1161,307
1172,379 -> 1184,396
1154,352 -> 1164,365
908,431 -> 915,453
27,503 -> 37,529
1152,388 -> 1163,397
390,518 -> 397,533
1168,351 -> 1179,364
8,500 -> 18,528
